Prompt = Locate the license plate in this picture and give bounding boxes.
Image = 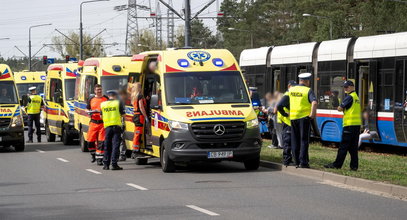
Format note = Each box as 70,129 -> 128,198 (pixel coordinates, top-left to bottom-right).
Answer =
208,151 -> 233,159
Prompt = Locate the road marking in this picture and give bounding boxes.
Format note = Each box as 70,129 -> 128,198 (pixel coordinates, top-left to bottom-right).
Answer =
86,169 -> 102,174
186,205 -> 219,216
36,149 -> 45,153
56,158 -> 69,163
126,183 -> 148,191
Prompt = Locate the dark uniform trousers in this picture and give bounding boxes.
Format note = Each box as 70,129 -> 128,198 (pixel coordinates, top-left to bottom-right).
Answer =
103,126 -> 122,166
282,123 -> 293,165
333,125 -> 360,169
291,117 -> 311,166
28,114 -> 41,141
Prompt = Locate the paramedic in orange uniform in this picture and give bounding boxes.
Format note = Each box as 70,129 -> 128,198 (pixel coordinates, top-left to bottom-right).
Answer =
87,84 -> 108,165
132,82 -> 148,153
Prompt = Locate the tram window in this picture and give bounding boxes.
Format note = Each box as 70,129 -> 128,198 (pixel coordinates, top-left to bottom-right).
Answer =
395,60 -> 404,106
378,70 -> 394,111
317,73 -> 344,109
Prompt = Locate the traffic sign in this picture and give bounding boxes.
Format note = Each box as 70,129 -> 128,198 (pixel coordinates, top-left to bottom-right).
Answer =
47,58 -> 55,64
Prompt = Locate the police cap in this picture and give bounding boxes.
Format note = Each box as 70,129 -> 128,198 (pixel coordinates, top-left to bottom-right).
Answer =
106,90 -> 118,96
342,80 -> 354,87
288,80 -> 297,86
28,86 -> 37,91
298,73 -> 312,80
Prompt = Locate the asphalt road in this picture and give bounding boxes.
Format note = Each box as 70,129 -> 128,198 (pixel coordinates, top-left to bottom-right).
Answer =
0,134 -> 406,220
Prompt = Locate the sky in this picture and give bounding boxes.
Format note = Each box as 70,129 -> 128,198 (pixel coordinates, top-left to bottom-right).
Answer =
0,0 -> 223,59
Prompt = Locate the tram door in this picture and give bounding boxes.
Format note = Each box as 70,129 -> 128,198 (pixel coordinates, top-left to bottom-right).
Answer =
359,62 -> 380,140
394,59 -> 407,142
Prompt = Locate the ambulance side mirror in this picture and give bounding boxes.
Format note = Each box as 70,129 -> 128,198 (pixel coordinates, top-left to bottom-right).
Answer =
21,95 -> 28,106
150,94 -> 161,110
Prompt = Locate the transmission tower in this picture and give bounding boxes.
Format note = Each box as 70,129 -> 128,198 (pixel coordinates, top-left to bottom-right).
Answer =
125,0 -> 139,54
166,0 -> 175,47
155,0 -> 163,48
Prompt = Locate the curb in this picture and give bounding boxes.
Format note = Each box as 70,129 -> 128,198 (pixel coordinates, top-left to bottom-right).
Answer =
260,160 -> 407,198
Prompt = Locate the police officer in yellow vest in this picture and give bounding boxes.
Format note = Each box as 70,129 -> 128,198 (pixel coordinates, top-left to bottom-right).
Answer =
26,87 -> 43,143
288,73 -> 318,168
100,90 -> 125,170
324,81 -> 361,171
277,80 -> 297,166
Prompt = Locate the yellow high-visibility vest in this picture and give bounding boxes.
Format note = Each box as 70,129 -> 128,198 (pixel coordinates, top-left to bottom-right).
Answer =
343,92 -> 362,127
289,86 -> 311,120
27,95 -> 42,114
277,92 -> 291,126
100,100 -> 122,128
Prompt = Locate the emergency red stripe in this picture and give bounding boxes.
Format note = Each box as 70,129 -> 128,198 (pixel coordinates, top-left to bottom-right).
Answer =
220,63 -> 238,71
317,113 -> 342,118
317,114 -> 394,121
0,73 -> 11,79
102,70 -> 116,76
377,117 -> 394,121
84,59 -> 99,67
166,65 -> 185,72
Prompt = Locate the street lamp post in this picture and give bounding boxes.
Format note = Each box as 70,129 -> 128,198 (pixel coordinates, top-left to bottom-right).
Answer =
227,27 -> 254,48
303,13 -> 333,40
80,0 -> 110,60
29,23 -> 52,71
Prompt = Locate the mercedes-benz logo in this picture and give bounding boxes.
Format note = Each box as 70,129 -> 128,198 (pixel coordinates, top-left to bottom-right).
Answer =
213,124 -> 226,136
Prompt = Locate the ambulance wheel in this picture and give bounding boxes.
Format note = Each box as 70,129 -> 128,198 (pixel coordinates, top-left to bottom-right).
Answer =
45,123 -> 56,142
160,143 -> 175,173
62,128 -> 73,145
80,130 -> 89,152
14,142 -> 25,152
244,156 -> 260,170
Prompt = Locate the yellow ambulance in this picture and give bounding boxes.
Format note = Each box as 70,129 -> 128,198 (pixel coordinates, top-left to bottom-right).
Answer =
124,49 -> 262,172
43,63 -> 79,145
14,71 -> 46,127
74,57 -> 130,152
0,64 -> 25,151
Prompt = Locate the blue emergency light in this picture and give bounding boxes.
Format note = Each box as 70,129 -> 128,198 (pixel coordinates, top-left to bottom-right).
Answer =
212,58 -> 224,67
21,76 -> 26,80
177,59 -> 189,68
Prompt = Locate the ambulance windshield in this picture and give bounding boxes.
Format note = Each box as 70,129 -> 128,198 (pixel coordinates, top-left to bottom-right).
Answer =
165,71 -> 250,105
65,79 -> 76,100
16,83 -> 44,98
0,81 -> 18,104
101,76 -> 128,94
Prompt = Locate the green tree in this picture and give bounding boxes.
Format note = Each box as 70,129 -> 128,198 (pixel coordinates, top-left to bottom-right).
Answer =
129,29 -> 166,54
175,19 -> 221,48
51,32 -> 105,59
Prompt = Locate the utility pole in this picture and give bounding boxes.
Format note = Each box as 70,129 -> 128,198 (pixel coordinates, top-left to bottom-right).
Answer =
184,0 -> 192,47
156,1 -> 163,48
29,23 -> 51,71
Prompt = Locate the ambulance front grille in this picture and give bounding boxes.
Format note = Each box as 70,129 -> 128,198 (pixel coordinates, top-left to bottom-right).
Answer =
190,121 -> 245,140
0,118 -> 11,128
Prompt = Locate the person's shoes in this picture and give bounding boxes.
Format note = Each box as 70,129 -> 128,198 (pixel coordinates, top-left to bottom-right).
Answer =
119,155 -> 126,161
324,163 -> 339,169
103,165 -> 110,170
96,159 -> 103,166
111,164 -> 123,170
350,167 -> 358,171
90,154 -> 96,163
276,146 -> 284,149
299,164 -> 310,168
267,145 -> 278,149
283,162 -> 295,167
37,139 -> 41,143
27,140 -> 33,143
